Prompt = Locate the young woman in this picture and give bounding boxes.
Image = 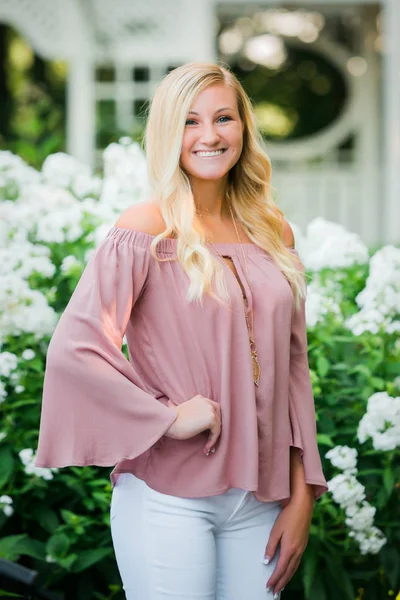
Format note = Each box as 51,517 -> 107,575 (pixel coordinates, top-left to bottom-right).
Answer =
36,62 -> 327,599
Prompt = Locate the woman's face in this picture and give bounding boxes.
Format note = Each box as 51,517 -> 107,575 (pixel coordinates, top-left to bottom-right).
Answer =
180,83 -> 244,182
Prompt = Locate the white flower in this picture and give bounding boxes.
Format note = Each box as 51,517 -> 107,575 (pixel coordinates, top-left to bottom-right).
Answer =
0,432 -> 7,442
346,246 -> 400,336
0,495 -> 13,517
19,448 -> 34,465
306,279 -> 342,328
345,501 -> 376,531
15,385 -> 25,394
22,349 -> 35,361
0,495 -> 12,504
101,139 -> 150,211
61,255 -> 82,275
327,473 -> 366,507
45,554 -> 57,563
349,527 -> 387,555
386,321 -> 400,334
0,243 -> 55,279
325,446 -> 358,473
357,391 -> 400,451
296,218 -> 369,272
0,380 -> 7,404
41,152 -> 92,189
19,448 -> 58,480
0,352 -> 18,377
0,274 -> 58,338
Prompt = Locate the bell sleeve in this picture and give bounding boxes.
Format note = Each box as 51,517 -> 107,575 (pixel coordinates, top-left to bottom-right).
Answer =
288,249 -> 328,499
35,234 -> 178,468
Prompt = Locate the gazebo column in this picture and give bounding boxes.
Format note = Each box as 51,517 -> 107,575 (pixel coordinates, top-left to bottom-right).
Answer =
382,0 -> 400,243
187,0 -> 216,61
66,55 -> 96,168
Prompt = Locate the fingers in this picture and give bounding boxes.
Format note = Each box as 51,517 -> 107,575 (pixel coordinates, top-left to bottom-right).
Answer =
204,401 -> 221,454
264,527 -> 281,563
272,554 -> 301,596
267,547 -> 301,595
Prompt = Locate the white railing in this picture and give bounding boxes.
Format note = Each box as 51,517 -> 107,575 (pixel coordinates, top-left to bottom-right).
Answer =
272,166 -> 381,246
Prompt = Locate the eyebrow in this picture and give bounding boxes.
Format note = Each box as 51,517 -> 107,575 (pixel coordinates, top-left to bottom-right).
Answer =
187,107 -> 235,115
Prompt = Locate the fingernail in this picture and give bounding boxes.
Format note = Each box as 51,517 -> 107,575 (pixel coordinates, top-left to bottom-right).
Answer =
263,555 -> 271,564
273,594 -> 279,599
266,587 -> 271,592
205,450 -> 210,456
211,447 -> 216,453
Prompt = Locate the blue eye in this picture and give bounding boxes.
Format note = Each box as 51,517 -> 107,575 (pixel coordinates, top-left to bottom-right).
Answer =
185,115 -> 233,126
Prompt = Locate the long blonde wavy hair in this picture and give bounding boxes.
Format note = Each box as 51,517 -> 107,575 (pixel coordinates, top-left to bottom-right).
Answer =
143,62 -> 306,310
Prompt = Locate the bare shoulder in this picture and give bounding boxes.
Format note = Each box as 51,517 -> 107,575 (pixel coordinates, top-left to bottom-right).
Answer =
114,200 -> 169,237
269,204 -> 295,248
282,218 -> 295,249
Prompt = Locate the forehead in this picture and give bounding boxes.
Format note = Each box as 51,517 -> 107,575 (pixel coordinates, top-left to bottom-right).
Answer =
189,83 -> 238,113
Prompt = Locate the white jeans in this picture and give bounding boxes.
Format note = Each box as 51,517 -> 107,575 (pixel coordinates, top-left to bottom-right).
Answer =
110,473 -> 282,600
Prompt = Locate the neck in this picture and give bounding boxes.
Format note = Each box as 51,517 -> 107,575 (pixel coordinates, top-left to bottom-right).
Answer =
191,175 -> 229,220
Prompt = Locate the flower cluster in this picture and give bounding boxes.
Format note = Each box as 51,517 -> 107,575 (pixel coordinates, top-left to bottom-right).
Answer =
19,448 -> 57,481
345,246 -> 400,336
1,142 -> 398,571
0,138 -> 148,353
357,391 -> 400,451
305,278 -> 342,328
295,218 -> 369,272
0,495 -> 13,517
326,446 -> 387,555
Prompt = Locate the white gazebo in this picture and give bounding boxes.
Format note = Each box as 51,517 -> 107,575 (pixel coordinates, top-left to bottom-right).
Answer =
0,0 -> 399,246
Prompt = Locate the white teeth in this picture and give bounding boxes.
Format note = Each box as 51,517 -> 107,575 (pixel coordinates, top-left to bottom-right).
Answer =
195,150 -> 225,157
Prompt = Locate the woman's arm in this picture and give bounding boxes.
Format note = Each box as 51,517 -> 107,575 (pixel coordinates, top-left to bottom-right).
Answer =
289,446 -> 315,507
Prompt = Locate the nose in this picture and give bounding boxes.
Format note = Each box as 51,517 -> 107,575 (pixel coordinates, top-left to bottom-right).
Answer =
199,122 -> 220,146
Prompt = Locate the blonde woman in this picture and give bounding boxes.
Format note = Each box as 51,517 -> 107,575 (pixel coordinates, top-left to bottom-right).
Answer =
36,62 -> 327,599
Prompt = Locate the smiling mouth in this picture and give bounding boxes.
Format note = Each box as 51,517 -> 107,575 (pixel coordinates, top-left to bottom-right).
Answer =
194,149 -> 227,157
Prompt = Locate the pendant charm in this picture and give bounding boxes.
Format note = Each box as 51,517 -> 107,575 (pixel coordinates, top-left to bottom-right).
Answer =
251,350 -> 261,386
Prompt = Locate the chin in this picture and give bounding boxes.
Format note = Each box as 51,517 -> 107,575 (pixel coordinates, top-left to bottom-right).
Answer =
191,169 -> 228,180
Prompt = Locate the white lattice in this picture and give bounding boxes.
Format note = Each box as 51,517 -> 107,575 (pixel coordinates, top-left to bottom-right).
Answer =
87,0 -> 182,43
0,0 -> 89,59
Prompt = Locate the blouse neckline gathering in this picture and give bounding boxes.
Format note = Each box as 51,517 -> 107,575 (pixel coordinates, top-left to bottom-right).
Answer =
108,225 -> 278,256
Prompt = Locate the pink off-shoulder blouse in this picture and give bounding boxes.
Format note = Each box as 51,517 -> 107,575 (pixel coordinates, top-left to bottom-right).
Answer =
35,226 -> 328,502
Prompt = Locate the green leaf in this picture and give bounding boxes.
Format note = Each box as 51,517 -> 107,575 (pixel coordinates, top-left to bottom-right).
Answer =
46,533 -> 70,557
383,465 -> 394,497
58,553 -> 78,571
317,434 -> 334,447
370,376 -> 385,390
31,505 -> 60,533
14,537 -> 46,560
326,560 -> 355,599
0,446 -> 14,488
380,546 -> 400,589
303,551 -> 318,598
309,573 -> 328,600
317,356 -> 330,378
71,547 -> 112,573
60,508 -> 79,525
0,535 -> 28,560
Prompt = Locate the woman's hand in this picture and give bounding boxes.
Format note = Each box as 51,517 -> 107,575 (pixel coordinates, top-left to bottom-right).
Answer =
264,494 -> 314,597
165,395 -> 221,455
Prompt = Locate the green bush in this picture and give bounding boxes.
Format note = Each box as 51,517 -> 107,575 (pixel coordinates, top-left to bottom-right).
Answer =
0,145 -> 399,599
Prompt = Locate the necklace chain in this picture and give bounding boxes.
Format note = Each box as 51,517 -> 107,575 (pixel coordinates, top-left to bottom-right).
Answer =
207,204 -> 261,386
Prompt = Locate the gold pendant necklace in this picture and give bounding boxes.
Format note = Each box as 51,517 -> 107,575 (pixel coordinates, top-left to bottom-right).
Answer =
208,205 -> 261,386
